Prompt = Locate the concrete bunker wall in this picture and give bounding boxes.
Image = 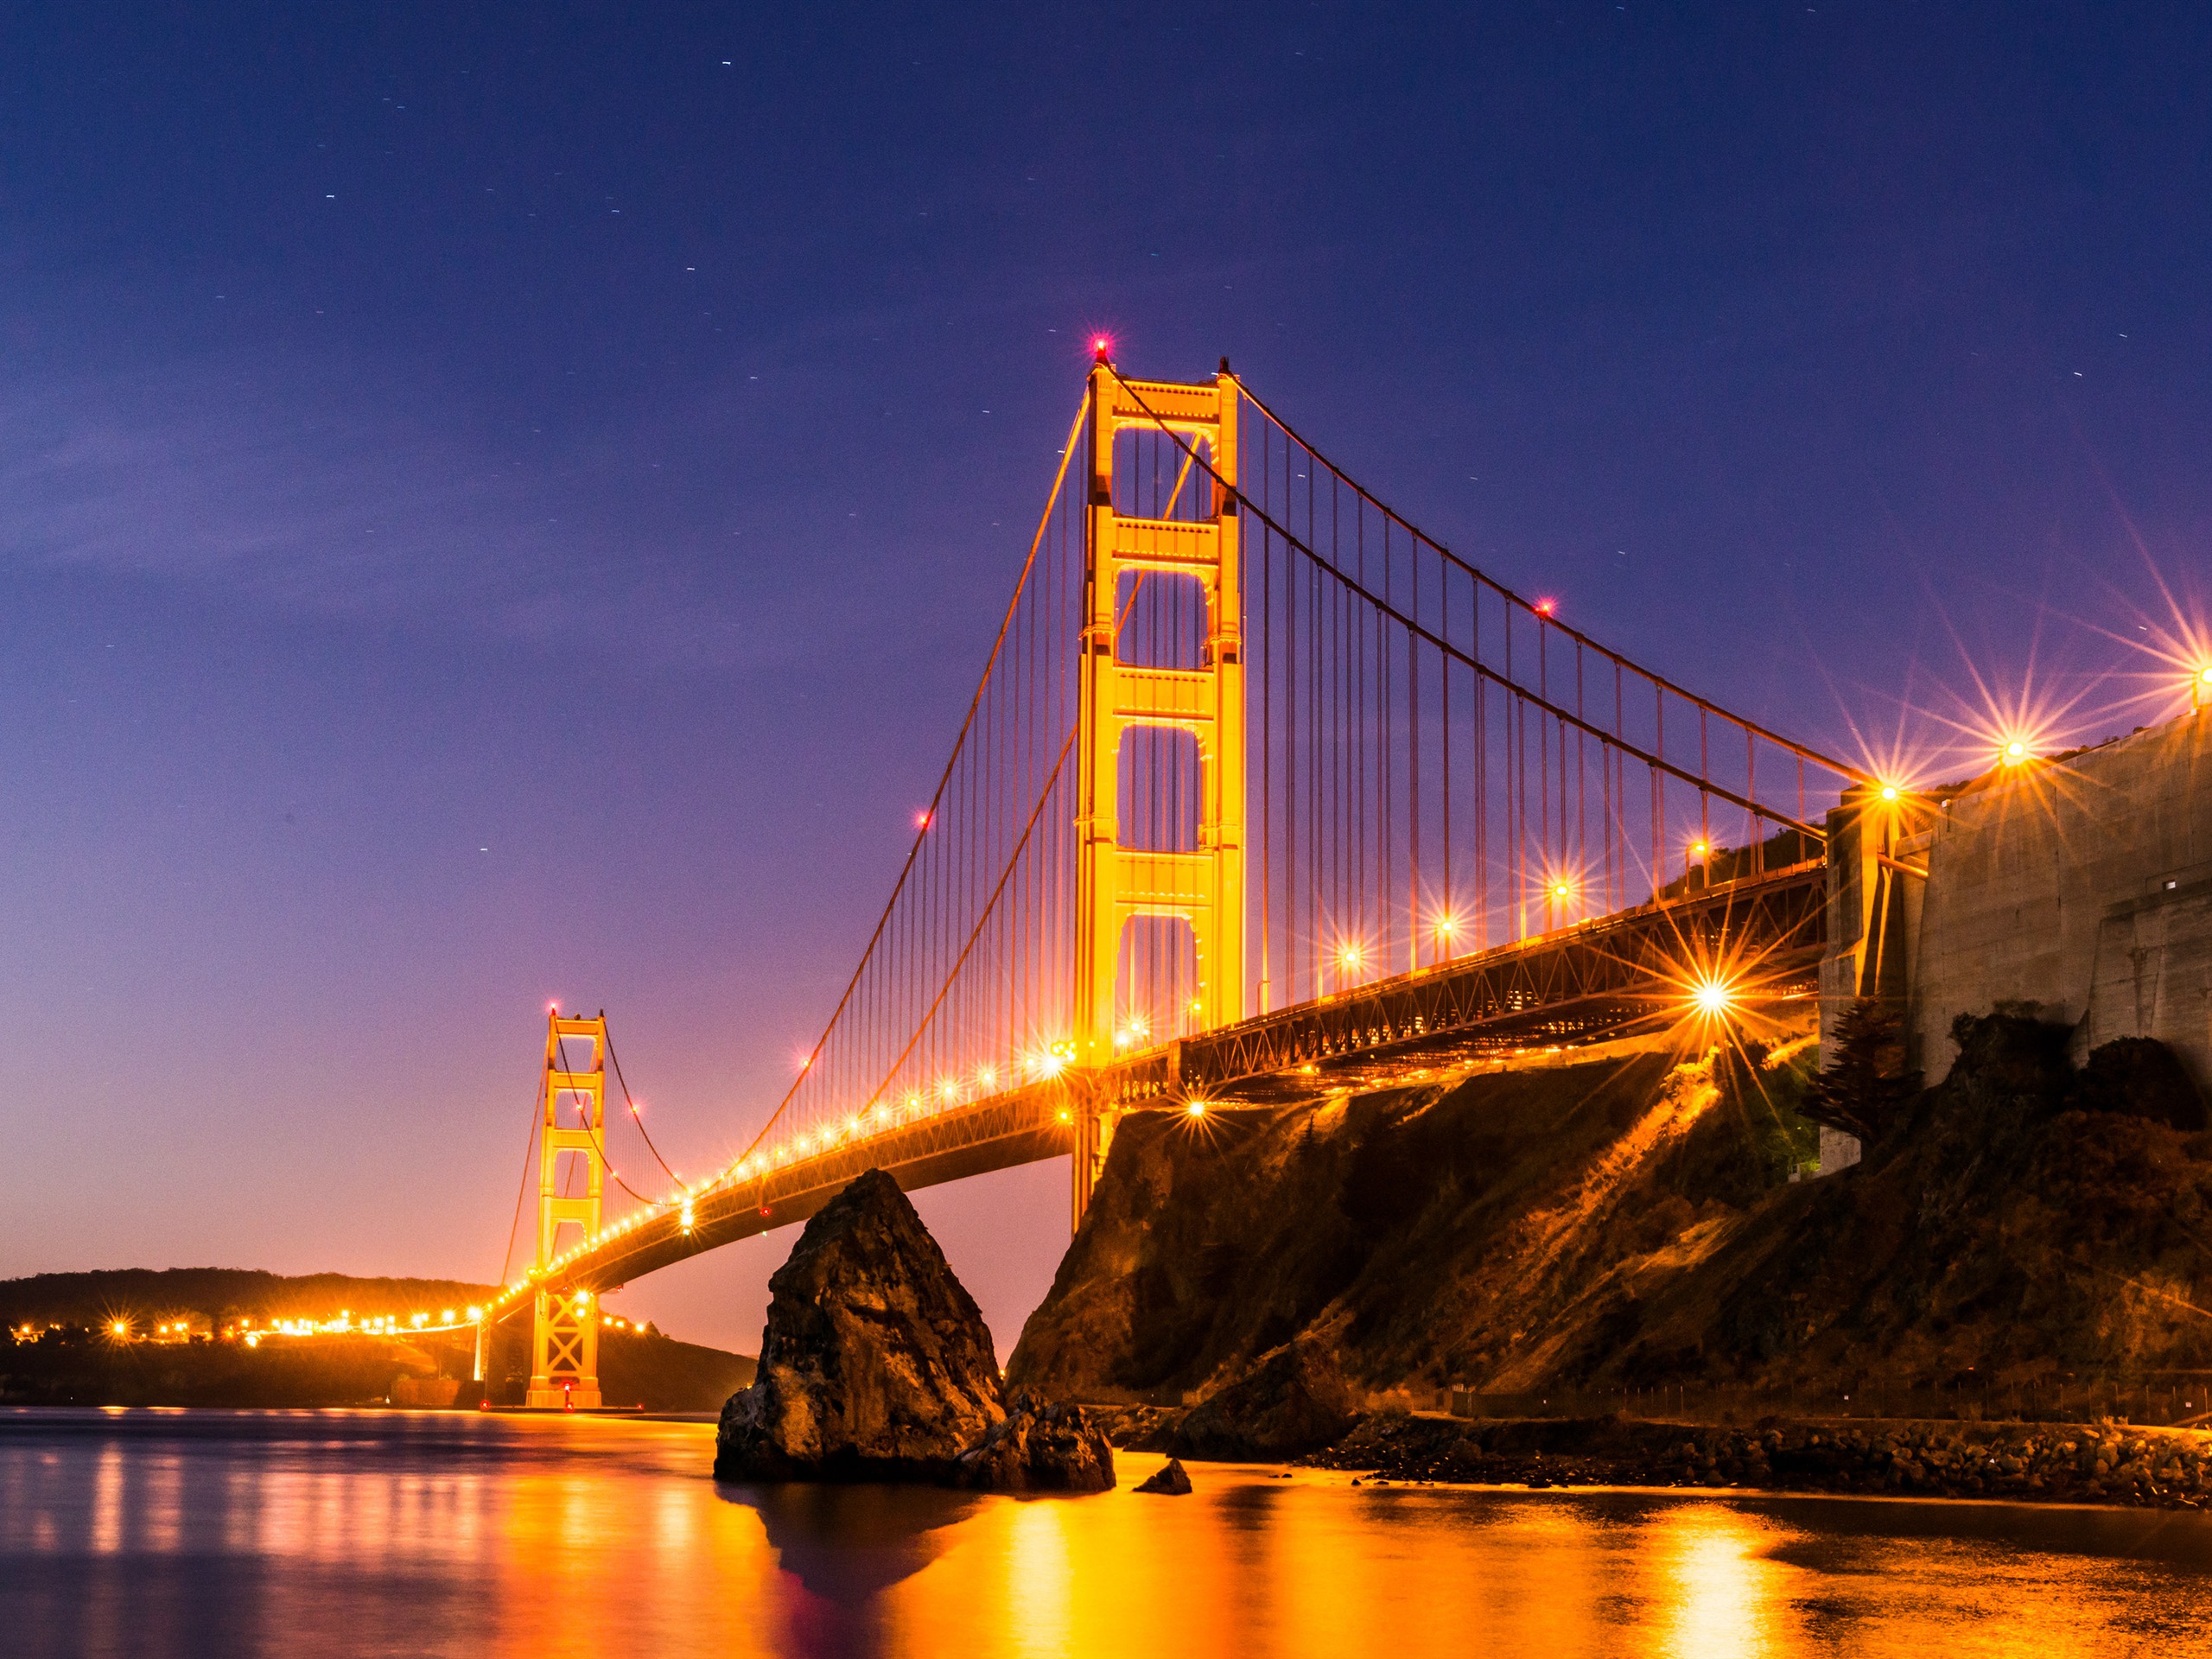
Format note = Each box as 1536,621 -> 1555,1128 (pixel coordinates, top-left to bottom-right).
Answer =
1907,709 -> 2212,1089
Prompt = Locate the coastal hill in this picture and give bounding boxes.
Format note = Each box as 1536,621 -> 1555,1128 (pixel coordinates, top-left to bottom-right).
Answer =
1009,1012 -> 2212,1447
1,1268 -> 502,1332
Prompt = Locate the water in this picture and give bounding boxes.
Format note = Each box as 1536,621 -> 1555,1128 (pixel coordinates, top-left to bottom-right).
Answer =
3,1410 -> 2209,1657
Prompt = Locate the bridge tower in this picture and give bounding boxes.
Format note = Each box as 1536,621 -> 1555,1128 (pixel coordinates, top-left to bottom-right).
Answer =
1072,355 -> 1246,1223
525,1009 -> 607,1408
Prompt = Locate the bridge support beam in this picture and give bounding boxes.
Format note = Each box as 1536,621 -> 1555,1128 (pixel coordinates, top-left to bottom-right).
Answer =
1817,785 -> 1931,1171
525,1010 -> 606,1408
1072,357 -> 1245,1227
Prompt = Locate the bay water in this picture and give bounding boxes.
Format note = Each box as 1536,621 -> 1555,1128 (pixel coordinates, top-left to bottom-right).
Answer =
3,1409 -> 2208,1656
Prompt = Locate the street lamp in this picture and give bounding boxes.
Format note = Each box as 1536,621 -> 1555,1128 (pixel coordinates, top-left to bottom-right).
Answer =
1335,942 -> 1365,992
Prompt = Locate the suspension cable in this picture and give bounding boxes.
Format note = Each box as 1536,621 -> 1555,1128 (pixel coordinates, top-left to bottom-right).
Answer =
495,1081 -> 542,1288
602,1020 -> 684,1189
1232,378 -> 1869,783
842,725 -> 1077,1128
1108,364 -> 1850,836
719,393 -> 1092,1169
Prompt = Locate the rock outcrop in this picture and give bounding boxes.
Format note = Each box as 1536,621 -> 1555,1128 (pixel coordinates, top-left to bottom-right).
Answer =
1133,1457 -> 1192,1495
715,1168 -> 1110,1491
715,1168 -> 1008,1482
1171,1338 -> 1357,1459
1008,1017 -> 2212,1444
951,1390 -> 1115,1491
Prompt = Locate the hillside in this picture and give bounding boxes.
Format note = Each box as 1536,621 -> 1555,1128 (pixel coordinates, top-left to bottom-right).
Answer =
2,1268 -> 753,1412
0,1268 -> 502,1329
1007,1014 -> 2212,1449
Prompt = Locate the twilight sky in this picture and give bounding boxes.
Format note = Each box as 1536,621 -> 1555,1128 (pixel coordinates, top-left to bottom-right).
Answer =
5,3 -> 2209,1356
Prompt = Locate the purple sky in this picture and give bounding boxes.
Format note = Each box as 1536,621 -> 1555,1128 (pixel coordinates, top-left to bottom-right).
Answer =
5,4 -> 2209,1357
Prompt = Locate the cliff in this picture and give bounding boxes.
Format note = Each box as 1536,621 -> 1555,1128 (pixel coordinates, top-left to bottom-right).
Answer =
1007,1015 -> 2212,1438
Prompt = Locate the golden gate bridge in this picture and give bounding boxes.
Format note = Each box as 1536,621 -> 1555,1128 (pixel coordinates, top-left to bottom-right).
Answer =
483,349 -> 1878,1407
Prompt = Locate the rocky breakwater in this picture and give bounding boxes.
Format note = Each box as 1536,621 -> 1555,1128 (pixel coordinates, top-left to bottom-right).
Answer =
715,1168 -> 1113,1491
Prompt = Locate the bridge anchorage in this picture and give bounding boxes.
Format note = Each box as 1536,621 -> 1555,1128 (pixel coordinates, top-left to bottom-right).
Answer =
486,352 -> 1878,1378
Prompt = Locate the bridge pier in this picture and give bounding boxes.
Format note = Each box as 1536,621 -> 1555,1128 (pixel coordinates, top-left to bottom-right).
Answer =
1071,1099 -> 1109,1226
1817,784 -> 1933,1171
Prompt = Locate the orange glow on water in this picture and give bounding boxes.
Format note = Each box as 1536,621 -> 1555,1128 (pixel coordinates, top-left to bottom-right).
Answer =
7,1423 -> 2196,1652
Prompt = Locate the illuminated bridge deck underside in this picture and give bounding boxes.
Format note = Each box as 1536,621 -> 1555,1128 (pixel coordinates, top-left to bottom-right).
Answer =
541,863 -> 1824,1304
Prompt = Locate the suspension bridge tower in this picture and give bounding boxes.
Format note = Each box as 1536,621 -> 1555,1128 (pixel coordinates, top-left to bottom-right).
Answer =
525,1009 -> 607,1408
1072,354 -> 1247,1222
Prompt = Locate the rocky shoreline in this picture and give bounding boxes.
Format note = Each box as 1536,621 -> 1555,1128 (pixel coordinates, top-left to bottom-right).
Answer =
1102,1407 -> 2212,1509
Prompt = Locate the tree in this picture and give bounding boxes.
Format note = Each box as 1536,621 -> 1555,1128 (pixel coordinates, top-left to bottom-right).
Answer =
1802,999 -> 1921,1143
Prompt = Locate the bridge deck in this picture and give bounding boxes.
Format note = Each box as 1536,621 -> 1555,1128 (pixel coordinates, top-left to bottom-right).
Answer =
498,861 -> 1825,1314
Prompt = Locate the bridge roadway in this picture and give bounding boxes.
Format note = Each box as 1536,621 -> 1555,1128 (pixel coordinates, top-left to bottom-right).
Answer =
499,861 -> 1825,1318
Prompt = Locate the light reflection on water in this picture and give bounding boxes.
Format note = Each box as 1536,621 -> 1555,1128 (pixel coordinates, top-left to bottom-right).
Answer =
3,1409 -> 2209,1658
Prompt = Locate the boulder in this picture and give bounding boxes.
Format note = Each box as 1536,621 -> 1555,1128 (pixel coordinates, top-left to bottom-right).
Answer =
1172,1338 -> 1358,1459
715,1168 -> 1007,1482
1133,1457 -> 1193,1495
953,1389 -> 1115,1492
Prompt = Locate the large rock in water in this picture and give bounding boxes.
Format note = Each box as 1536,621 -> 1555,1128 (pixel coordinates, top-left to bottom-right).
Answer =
715,1168 -> 1112,1491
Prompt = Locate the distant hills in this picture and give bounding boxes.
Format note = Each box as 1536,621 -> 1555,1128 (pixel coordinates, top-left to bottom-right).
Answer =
0,1268 -> 504,1329
2,1268 -> 755,1411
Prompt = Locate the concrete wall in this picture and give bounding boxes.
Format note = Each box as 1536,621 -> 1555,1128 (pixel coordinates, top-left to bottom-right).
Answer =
1906,708 -> 2212,1089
